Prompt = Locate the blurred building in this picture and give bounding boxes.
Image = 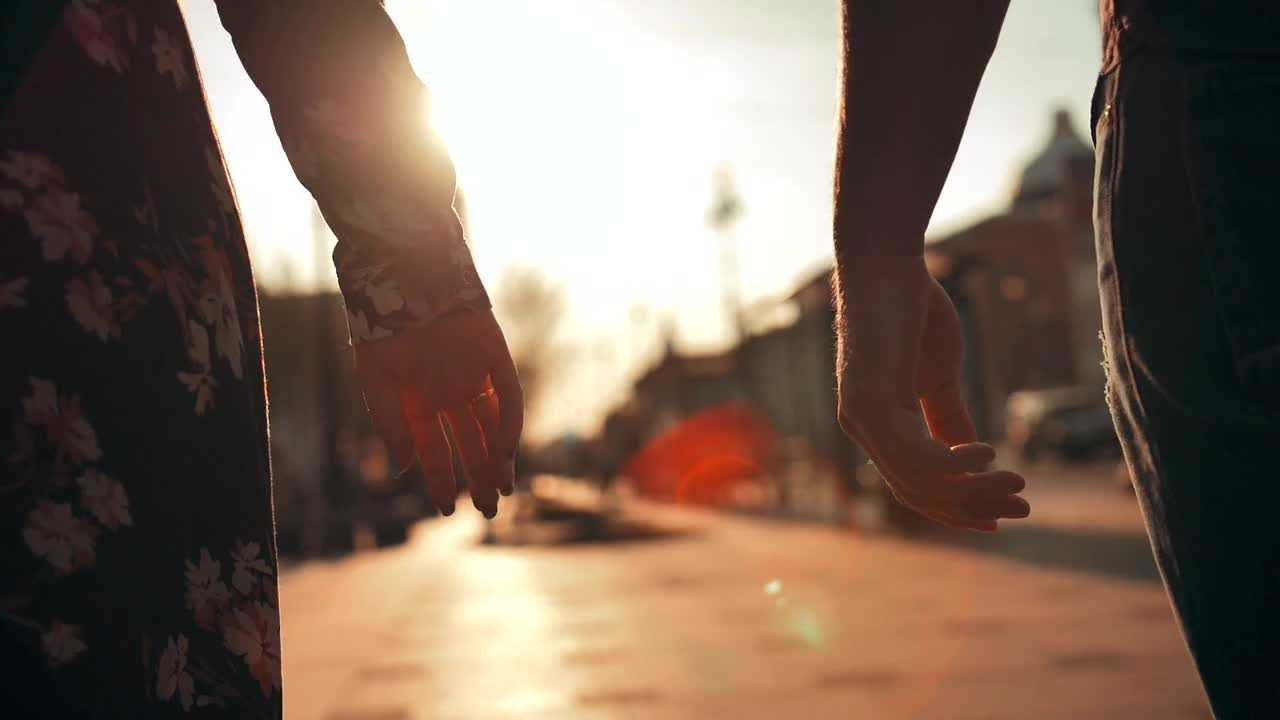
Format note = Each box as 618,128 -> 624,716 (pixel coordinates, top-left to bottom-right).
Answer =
591,279 -> 864,523
591,108 -> 1101,525
258,292 -> 430,555
928,108 -> 1100,437
258,292 -> 359,554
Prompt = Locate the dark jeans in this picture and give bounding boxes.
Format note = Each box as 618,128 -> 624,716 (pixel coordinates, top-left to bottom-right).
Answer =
1093,55 -> 1280,718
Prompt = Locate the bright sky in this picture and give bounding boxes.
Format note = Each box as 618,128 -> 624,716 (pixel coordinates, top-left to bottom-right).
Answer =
180,0 -> 1102,440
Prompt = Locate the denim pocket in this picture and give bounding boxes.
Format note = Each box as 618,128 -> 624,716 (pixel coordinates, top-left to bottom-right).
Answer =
1184,65 -> 1280,407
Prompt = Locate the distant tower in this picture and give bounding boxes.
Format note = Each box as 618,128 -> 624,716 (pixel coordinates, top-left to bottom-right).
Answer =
707,166 -> 744,343
1010,107 -> 1092,218
658,313 -> 678,358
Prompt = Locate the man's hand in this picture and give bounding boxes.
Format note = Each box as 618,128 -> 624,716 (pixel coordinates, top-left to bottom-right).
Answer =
354,308 -> 523,519
835,256 -> 1029,531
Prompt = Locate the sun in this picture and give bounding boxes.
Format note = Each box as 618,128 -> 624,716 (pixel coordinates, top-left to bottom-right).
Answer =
388,1 -> 726,261
382,1 -> 745,437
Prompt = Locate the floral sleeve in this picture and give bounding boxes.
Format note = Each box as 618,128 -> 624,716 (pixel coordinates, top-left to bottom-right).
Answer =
213,0 -> 488,344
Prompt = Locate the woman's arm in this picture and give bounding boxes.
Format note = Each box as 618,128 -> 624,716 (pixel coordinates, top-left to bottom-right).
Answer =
215,0 -> 483,339
215,0 -> 521,518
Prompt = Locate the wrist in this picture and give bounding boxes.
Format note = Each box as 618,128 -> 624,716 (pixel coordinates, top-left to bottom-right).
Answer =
833,252 -> 928,283
832,211 -> 927,258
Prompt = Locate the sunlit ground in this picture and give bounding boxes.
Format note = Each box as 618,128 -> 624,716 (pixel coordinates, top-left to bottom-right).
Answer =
279,459 -> 1208,720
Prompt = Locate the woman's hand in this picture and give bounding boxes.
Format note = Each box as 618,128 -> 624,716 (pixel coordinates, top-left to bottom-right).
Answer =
835,255 -> 1029,531
354,308 -> 523,518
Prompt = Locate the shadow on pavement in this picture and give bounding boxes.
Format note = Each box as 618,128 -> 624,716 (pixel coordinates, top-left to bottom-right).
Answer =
910,523 -> 1161,584
483,503 -> 700,548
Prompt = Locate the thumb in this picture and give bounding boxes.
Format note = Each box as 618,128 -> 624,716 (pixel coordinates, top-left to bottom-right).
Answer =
921,375 -> 979,447
878,405 -> 991,481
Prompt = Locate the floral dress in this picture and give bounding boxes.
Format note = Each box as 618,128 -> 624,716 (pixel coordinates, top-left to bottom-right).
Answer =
0,1 -> 487,716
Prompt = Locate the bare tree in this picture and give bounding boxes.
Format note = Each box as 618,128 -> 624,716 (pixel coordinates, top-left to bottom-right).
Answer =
494,267 -> 565,420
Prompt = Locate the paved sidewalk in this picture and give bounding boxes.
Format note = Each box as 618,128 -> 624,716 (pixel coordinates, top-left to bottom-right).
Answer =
280,466 -> 1209,720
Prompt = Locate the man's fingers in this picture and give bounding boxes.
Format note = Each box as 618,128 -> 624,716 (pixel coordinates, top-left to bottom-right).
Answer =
882,462 -> 1027,531
850,405 -> 1028,534
931,470 -> 1028,517
947,442 -> 997,472
939,494 -> 1027,532
445,405 -> 497,518
948,468 -> 1025,496
989,494 -> 1032,518
364,379 -> 414,474
890,431 -> 994,480
847,404 -> 973,477
921,376 -> 978,447
911,496 -> 1008,532
859,418 -> 993,497
400,388 -> 456,516
890,484 -> 993,532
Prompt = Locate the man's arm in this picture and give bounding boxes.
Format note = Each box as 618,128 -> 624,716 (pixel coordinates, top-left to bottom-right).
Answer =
833,0 -> 1029,531
835,0 -> 1010,257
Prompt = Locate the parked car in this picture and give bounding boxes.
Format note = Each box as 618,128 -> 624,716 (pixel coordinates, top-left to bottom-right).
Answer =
1006,386 -> 1120,461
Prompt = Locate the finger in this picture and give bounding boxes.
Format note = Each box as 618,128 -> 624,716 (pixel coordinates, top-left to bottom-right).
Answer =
889,470 -> 1026,529
473,383 -> 511,496
992,494 -> 1032,518
925,502 -> 1000,532
947,442 -> 997,471
948,469 -> 1025,496
926,473 -> 1028,522
490,356 -> 525,463
932,496 -> 1026,528
897,492 -> 991,532
364,378 -> 414,474
400,388 -> 456,516
445,405 -> 497,518
847,405 -> 944,479
961,492 -> 1031,519
921,375 -> 978,447
880,428 -> 994,483
861,413 -> 1015,530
